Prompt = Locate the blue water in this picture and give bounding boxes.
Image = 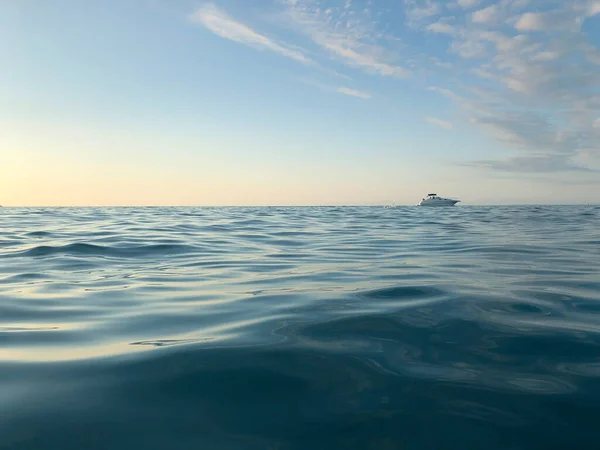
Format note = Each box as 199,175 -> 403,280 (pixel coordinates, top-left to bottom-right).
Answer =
1,206 -> 600,449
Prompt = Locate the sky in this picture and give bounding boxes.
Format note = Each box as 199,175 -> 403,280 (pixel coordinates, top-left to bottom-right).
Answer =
1,0 -> 600,206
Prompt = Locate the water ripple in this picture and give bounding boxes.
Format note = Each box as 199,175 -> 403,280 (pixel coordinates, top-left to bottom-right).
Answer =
0,205 -> 599,449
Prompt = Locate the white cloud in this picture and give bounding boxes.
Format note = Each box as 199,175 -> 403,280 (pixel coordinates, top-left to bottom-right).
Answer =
404,0 -> 442,22
420,0 -> 600,173
410,0 -> 600,173
190,0 -> 600,174
430,57 -> 454,68
425,117 -> 453,129
317,42 -> 408,77
295,77 -> 371,99
467,155 -> 595,173
530,51 -> 560,61
470,111 -> 588,153
190,3 -> 312,65
426,22 -> 455,33
457,0 -> 480,9
336,87 -> 372,99
281,0 -> 409,77
428,86 -> 466,103
586,1 -> 600,16
471,5 -> 503,24
514,11 -> 582,32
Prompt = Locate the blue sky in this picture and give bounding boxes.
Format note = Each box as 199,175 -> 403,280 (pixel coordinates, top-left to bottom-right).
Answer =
2,0 -> 600,205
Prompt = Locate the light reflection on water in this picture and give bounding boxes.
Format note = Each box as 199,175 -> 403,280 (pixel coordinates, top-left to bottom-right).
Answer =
1,205 -> 599,449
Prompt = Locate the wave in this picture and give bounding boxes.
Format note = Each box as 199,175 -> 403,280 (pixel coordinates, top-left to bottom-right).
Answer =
0,205 -> 599,449
10,243 -> 204,259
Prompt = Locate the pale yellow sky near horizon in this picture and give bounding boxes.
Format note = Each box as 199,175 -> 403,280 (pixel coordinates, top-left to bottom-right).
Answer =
3,117 -> 599,207
3,154 -> 595,207
3,0 -> 600,208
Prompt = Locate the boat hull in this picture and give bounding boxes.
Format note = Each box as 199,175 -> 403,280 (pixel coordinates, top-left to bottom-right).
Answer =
418,200 -> 459,206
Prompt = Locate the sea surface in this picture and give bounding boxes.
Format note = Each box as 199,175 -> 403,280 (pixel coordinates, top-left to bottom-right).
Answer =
1,205 -> 600,449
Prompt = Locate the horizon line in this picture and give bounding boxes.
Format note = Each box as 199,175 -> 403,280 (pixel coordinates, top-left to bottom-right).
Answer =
2,203 -> 598,208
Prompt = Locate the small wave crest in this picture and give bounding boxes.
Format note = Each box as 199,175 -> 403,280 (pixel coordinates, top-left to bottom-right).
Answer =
13,243 -> 202,259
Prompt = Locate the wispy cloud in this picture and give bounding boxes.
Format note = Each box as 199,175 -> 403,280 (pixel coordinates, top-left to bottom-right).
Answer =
466,155 -> 596,173
190,3 -> 313,65
589,1 -> 600,16
190,0 -> 600,174
425,117 -> 453,130
336,87 -> 372,99
280,0 -> 409,77
514,11 -> 582,32
470,112 -> 588,154
428,86 -> 466,103
404,0 -> 442,27
457,0 -> 480,9
471,5 -> 504,24
295,77 -> 372,99
424,0 -> 600,172
426,22 -> 455,34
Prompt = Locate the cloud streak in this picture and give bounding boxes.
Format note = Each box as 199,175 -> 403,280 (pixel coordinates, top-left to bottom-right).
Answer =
457,0 -> 480,9
280,0 -> 409,77
423,0 -> 600,172
295,77 -> 372,99
425,117 -> 453,130
471,5 -> 503,24
427,22 -> 455,34
404,0 -> 442,27
190,3 -> 313,65
336,87 -> 372,99
514,11 -> 582,32
466,155 -> 596,173
189,0 -> 600,174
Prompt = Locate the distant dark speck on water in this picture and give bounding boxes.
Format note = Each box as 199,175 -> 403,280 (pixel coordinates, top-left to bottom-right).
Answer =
1,205 -> 600,450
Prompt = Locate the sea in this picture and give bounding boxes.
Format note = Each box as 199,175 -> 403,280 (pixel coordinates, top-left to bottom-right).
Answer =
1,205 -> 599,450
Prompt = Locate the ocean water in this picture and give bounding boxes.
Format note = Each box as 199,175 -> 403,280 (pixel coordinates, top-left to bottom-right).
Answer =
1,205 -> 600,450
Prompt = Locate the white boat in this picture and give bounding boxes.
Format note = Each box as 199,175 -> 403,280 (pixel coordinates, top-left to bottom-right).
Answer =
418,193 -> 460,206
